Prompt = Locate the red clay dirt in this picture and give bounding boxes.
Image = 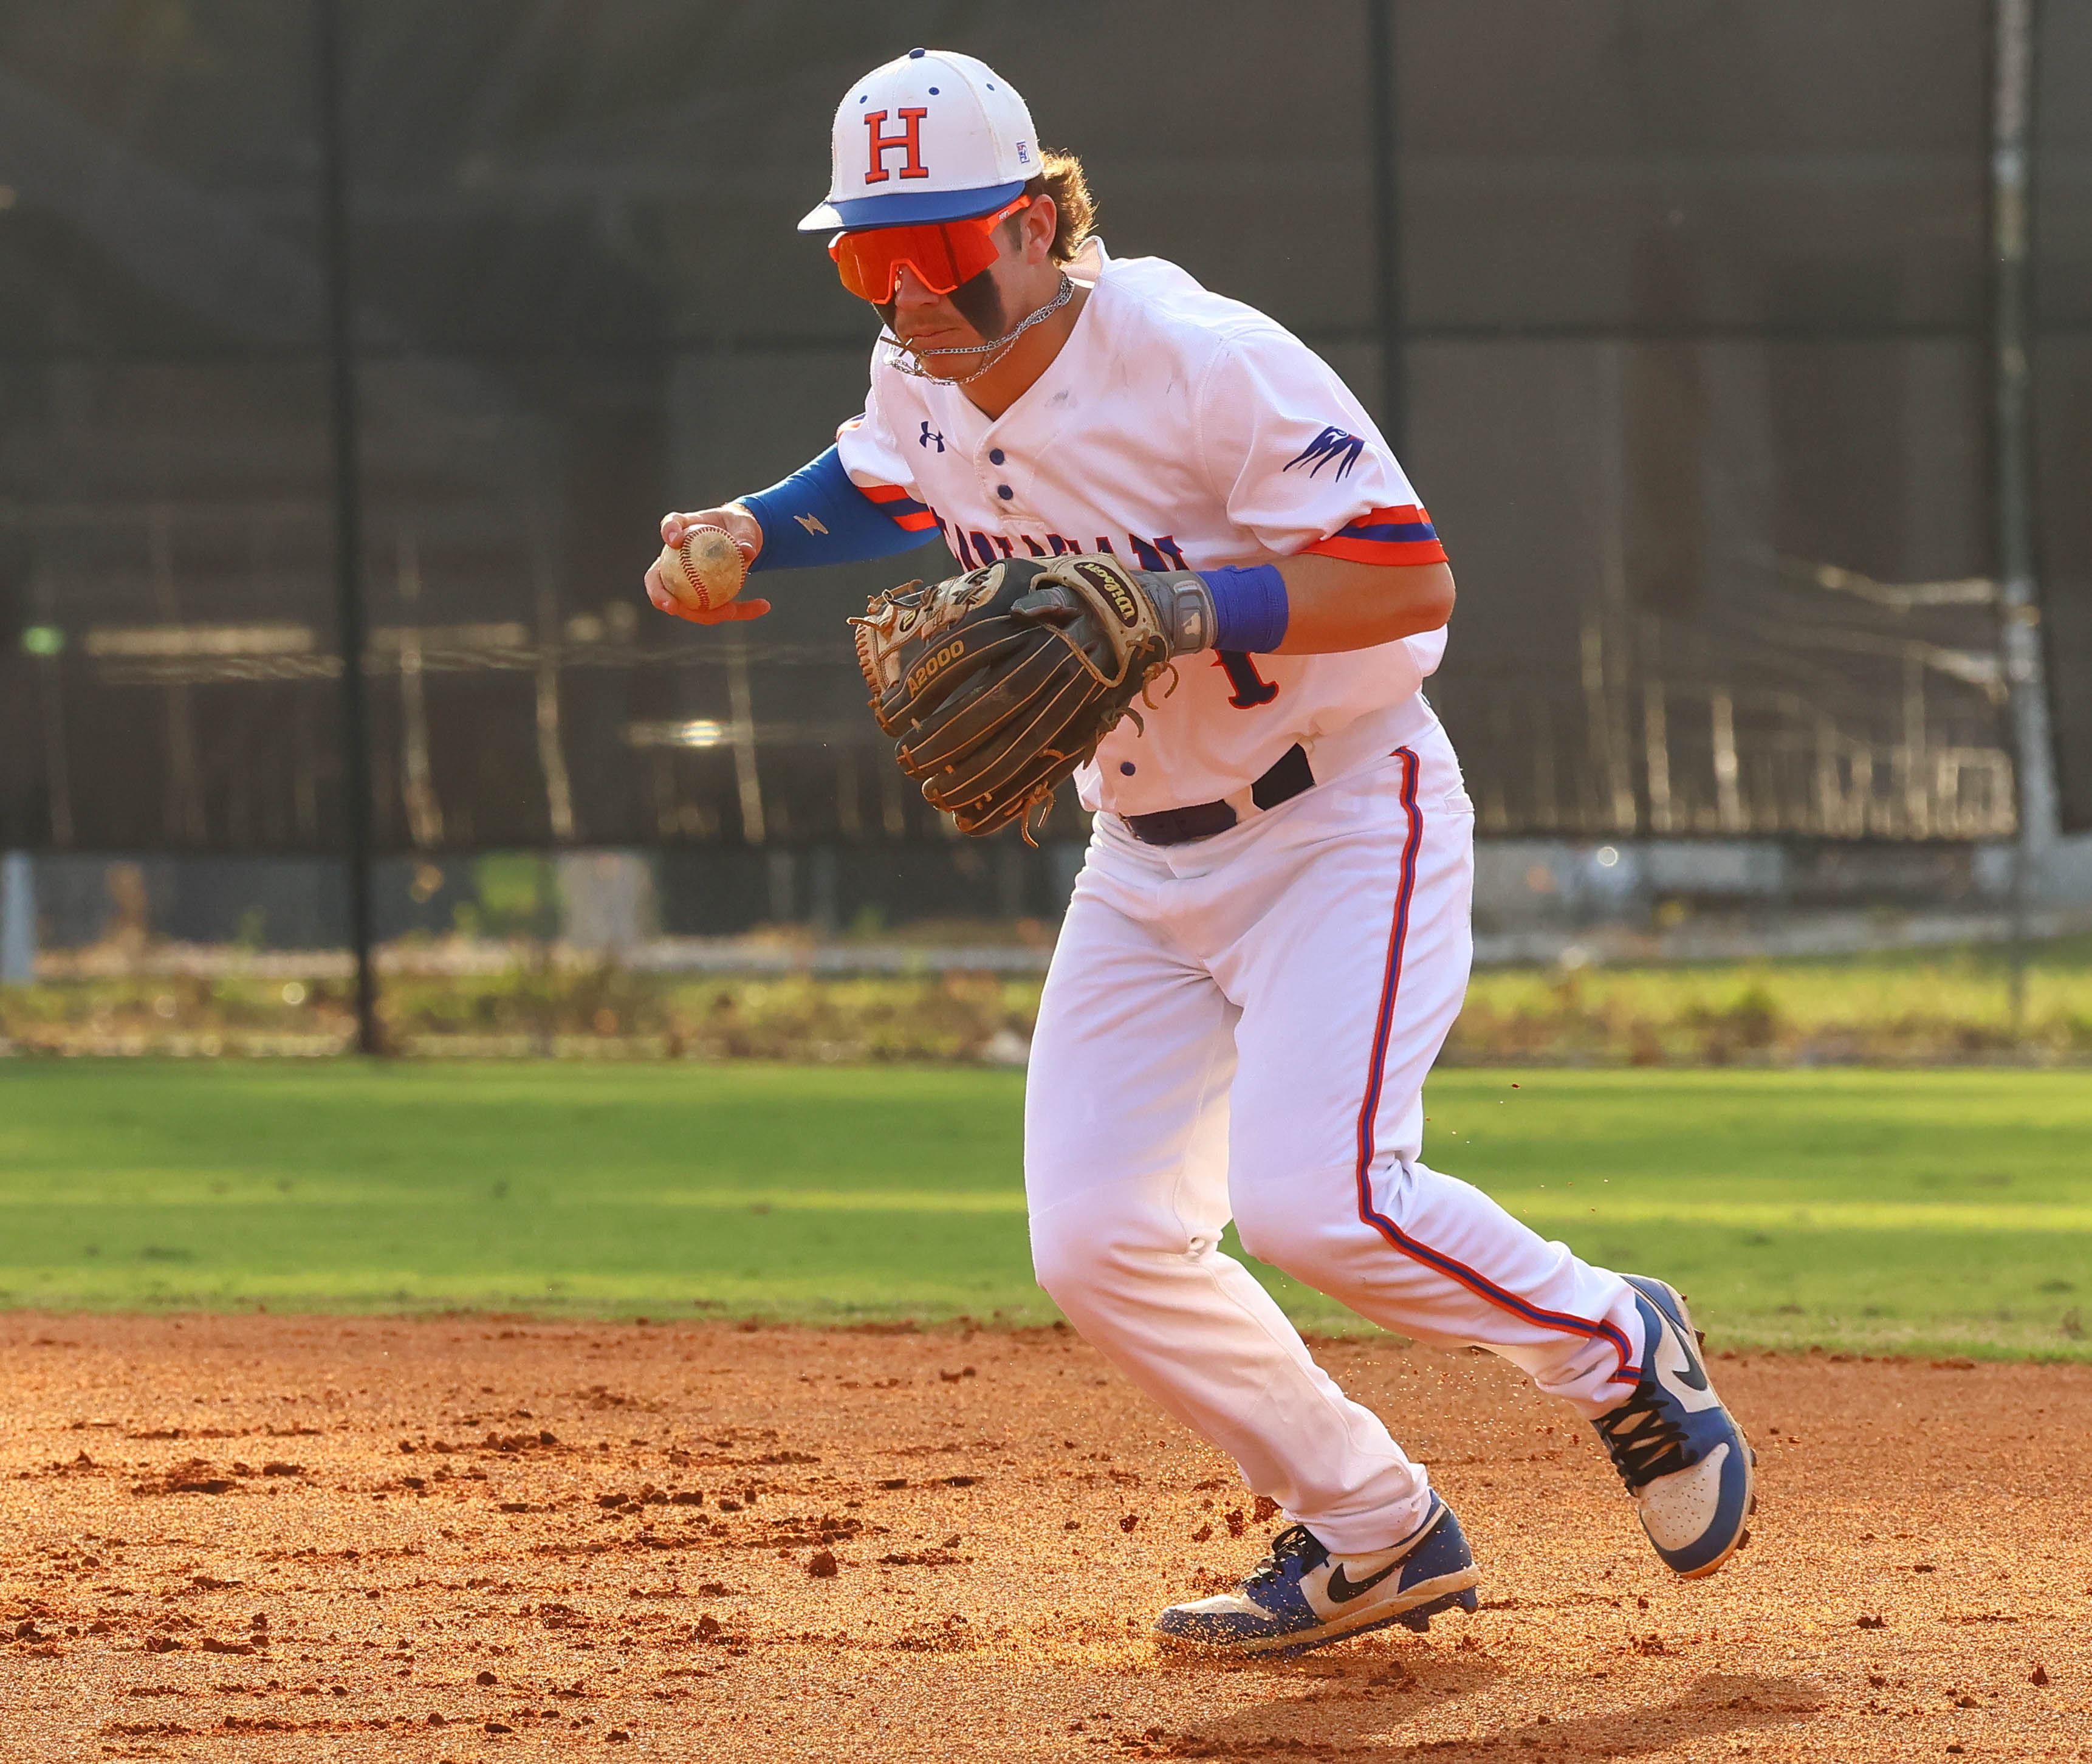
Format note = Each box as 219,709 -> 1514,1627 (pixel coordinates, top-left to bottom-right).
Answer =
0,1314 -> 2086,1762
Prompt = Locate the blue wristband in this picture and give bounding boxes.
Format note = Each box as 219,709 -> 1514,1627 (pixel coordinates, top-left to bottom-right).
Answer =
1201,564 -> 1289,653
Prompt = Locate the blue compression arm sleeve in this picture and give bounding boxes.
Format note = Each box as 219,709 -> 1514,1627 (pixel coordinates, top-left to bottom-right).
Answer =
739,447 -> 937,573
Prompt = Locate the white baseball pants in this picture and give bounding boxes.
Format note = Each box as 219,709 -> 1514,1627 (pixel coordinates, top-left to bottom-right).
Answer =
1026,712 -> 1647,1556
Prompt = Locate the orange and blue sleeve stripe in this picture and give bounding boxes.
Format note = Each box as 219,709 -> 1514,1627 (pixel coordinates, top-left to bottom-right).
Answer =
858,481 -> 939,534
1304,504 -> 1447,566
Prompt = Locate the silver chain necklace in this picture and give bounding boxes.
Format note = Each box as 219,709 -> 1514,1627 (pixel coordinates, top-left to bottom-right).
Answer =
882,274 -> 1075,386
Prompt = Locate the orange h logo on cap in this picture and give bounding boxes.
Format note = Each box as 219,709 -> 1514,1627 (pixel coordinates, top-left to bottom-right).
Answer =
863,108 -> 930,184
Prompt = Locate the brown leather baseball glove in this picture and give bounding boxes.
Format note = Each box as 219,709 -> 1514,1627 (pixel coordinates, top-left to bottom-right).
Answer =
852,552 -> 1193,839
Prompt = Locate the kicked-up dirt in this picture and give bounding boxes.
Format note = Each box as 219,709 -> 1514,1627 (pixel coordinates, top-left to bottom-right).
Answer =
0,1314 -> 2086,1761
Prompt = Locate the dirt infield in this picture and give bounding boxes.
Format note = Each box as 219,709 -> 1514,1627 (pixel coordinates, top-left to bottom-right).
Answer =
0,1317 -> 2086,1762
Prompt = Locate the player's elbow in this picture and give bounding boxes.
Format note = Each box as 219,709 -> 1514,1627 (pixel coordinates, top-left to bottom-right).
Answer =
1363,562 -> 1454,643
1410,565 -> 1455,634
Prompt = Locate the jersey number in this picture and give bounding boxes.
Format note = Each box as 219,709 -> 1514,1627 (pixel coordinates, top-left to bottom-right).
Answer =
1216,650 -> 1279,709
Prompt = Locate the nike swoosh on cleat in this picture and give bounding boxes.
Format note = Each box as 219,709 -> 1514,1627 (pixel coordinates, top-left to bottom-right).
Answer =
1660,1328 -> 1709,1389
1323,1559 -> 1402,1604
1652,1319 -> 1720,1410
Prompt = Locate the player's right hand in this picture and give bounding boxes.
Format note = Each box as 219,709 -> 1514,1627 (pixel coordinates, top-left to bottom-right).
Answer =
646,504 -> 770,625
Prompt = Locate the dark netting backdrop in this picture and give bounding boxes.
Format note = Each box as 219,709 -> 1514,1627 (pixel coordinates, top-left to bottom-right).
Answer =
0,0 -> 2082,858
2035,1 -> 2092,834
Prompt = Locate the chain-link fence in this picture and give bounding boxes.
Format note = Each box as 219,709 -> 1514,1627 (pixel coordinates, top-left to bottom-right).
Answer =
0,0 -> 2084,868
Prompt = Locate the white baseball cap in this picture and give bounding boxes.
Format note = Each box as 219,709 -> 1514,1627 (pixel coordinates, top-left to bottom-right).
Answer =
797,48 -> 1039,233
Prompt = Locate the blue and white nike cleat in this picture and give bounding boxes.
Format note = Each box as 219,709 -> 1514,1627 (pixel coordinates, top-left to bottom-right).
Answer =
1154,1495 -> 1480,1658
1592,1274 -> 1756,1578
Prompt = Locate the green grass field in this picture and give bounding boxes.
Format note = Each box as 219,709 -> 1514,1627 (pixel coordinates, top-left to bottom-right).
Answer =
0,1062 -> 2085,1359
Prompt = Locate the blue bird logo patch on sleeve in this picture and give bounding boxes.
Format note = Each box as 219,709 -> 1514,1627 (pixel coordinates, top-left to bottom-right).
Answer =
1283,426 -> 1365,480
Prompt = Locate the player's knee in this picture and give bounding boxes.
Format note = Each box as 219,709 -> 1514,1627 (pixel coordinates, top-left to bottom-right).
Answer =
1027,1199 -> 1183,1304
1028,1209 -> 1120,1302
1231,1189 -> 1348,1287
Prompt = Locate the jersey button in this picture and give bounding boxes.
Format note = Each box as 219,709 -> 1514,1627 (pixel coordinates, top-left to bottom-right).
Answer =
989,448 -> 1006,465
1119,762 -> 1136,776
996,484 -> 1013,500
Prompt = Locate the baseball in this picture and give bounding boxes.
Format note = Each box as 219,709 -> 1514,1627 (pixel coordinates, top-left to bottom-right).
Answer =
656,524 -> 749,615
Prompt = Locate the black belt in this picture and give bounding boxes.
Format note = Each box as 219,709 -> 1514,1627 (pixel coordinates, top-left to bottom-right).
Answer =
1122,743 -> 1316,845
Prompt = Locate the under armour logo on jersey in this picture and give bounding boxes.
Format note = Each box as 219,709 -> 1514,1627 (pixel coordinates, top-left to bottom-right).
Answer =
919,422 -> 945,453
794,513 -> 830,536
1283,425 -> 1366,481
863,109 -> 930,184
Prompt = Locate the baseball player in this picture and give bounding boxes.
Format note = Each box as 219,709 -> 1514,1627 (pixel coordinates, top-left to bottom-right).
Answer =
648,49 -> 1752,1658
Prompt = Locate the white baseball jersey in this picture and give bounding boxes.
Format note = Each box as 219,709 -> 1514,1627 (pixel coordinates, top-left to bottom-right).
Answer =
833,237 -> 1450,817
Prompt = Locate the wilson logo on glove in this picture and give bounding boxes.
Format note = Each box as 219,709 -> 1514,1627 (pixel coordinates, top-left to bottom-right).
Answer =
1071,559 -> 1142,626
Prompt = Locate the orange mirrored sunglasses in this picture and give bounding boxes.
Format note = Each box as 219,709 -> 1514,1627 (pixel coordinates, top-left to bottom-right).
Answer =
828,196 -> 1030,303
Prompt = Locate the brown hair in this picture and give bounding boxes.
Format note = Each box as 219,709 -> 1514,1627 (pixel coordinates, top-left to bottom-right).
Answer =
1016,150 -> 1096,264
